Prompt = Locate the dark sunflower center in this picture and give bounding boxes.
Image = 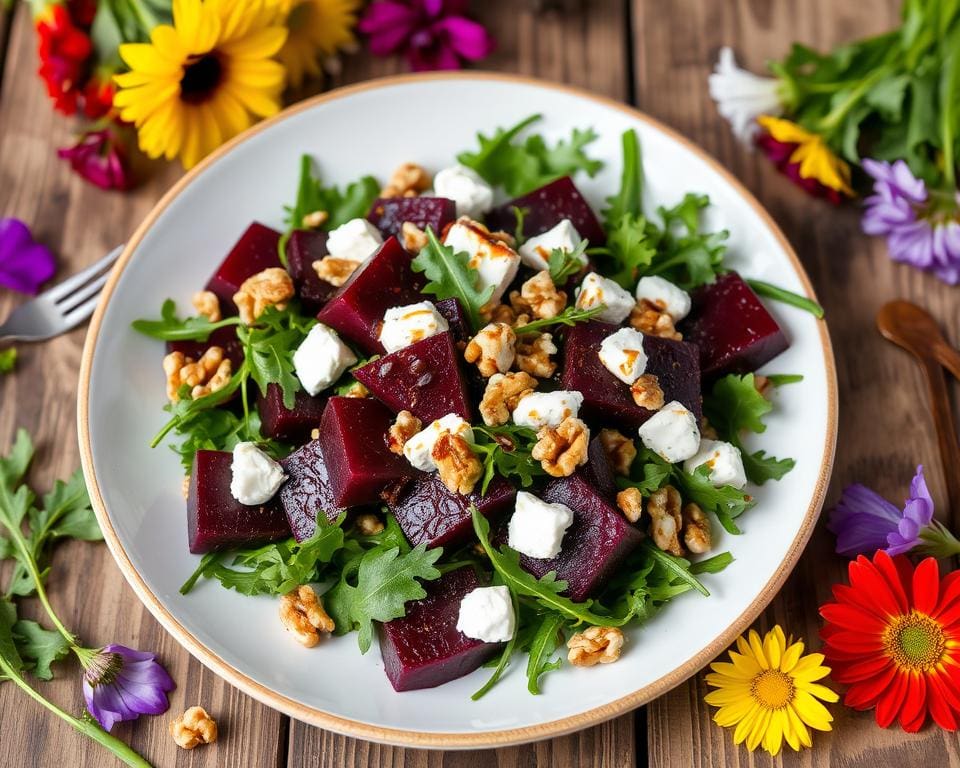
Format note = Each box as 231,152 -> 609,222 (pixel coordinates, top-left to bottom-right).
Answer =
181,54 -> 223,104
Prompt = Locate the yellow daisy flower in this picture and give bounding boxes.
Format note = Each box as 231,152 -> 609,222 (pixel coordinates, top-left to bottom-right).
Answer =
114,0 -> 288,169
275,0 -> 360,88
704,626 -> 839,756
757,115 -> 853,196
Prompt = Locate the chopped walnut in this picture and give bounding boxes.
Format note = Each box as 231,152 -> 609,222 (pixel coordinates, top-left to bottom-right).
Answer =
598,428 -> 637,476
381,162 -> 431,198
464,322 -> 516,377
630,373 -> 665,411
164,347 -> 232,402
313,256 -> 360,287
532,416 -> 590,478
513,271 -> 567,320
616,487 -> 643,523
170,706 -> 217,750
567,626 -> 624,667
700,417 -> 719,440
387,410 -> 422,455
486,303 -> 522,325
192,290 -> 221,322
163,351 -> 188,401
515,332 -> 557,378
432,432 -> 483,495
648,485 -> 684,556
479,371 -> 538,426
356,513 -> 385,536
629,299 -> 682,340
682,503 -> 712,554
487,229 -> 517,248
509,290 -> 533,318
400,222 -> 429,253
342,381 -> 369,398
310,428 -> 320,440
233,267 -> 294,325
181,475 -> 191,500
279,585 -> 335,647
302,209 -> 329,229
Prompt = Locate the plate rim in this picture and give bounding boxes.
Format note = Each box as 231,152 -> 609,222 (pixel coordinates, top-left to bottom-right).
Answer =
77,71 -> 838,749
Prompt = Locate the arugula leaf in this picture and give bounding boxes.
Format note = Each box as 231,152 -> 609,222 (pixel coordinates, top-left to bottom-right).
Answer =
471,588 -> 520,700
746,279 -> 825,319
524,612 -> 565,695
511,206 -> 529,246
132,299 -> 241,341
675,467 -> 752,533
0,600 -> 24,676
283,155 -> 379,233
690,551 -> 735,575
514,305 -> 605,335
645,194 -> 729,289
0,348 -> 16,374
639,541 -> 709,596
596,213 -> 656,288
470,426 -> 546,494
603,128 -> 644,224
764,373 -> 804,387
238,305 -> 313,410
411,228 -> 493,333
12,619 -> 70,680
547,240 -> 589,285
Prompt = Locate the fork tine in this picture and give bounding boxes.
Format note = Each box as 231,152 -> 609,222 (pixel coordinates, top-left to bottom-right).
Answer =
44,247 -> 122,303
57,272 -> 110,315
61,294 -> 102,330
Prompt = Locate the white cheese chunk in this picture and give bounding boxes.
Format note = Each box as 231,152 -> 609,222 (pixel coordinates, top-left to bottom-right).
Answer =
598,327 -> 648,385
293,323 -> 358,396
684,439 -> 748,489
634,275 -> 692,321
517,219 -> 585,271
512,390 -> 583,430
575,272 -> 635,324
325,218 -> 383,263
637,400 -> 701,463
402,413 -> 474,472
456,586 -> 516,643
444,218 -> 521,305
379,301 -> 449,353
230,442 -> 287,505
507,491 -> 575,559
433,164 -> 495,219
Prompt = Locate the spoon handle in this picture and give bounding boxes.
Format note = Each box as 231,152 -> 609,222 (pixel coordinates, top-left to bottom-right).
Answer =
918,353 -> 960,521
935,340 -> 960,384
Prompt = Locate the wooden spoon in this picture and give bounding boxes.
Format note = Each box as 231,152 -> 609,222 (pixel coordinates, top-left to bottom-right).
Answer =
877,300 -> 960,523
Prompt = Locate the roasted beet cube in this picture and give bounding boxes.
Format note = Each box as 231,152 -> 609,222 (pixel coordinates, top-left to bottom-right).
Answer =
434,298 -> 471,345
187,450 -> 290,554
681,272 -> 789,378
318,397 -> 412,507
485,176 -> 606,245
285,229 -> 338,314
562,321 -> 702,429
388,472 -> 516,549
315,237 -> 425,354
278,439 -> 344,542
378,567 -> 500,691
166,325 -> 244,369
257,383 -> 326,442
205,222 -> 282,310
577,435 -> 618,501
352,332 -> 471,423
367,197 -> 457,242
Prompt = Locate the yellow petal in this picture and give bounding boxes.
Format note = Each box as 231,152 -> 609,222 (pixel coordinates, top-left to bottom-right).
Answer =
793,690 -> 834,731
220,26 -> 287,59
757,115 -> 813,144
780,641 -> 804,673
222,82 -> 281,118
119,42 -> 182,76
761,711 -> 784,756
745,708 -> 771,752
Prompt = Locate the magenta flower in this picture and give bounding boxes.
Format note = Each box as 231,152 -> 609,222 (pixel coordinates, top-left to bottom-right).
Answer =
77,644 -> 175,732
0,218 -> 56,295
359,0 -> 495,71
57,127 -> 131,191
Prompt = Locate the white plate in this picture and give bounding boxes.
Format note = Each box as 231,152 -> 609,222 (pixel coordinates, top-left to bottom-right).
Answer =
78,73 -> 837,748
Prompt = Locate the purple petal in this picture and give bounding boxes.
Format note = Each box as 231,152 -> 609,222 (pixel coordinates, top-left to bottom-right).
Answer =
0,218 -> 56,295
408,40 -> 462,71
359,3 -> 418,54
433,16 -> 495,60
827,483 -> 903,557
888,219 -> 936,268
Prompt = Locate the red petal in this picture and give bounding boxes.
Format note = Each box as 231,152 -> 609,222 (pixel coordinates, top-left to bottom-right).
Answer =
928,673 -> 960,730
912,557 -> 940,614
849,556 -> 905,618
843,663 -> 898,710
831,654 -> 893,683
820,602 -> 888,634
821,629 -> 886,654
874,552 -> 911,612
874,670 -> 909,728
899,673 -> 927,730
933,571 -> 960,623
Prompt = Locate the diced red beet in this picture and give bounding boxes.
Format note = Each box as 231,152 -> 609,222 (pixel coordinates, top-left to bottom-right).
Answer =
285,229 -> 338,314
561,321 -> 702,429
278,439 -> 344,542
318,397 -> 413,507
165,325 -> 244,369
257,383 -> 326,442
681,272 -> 789,378
378,567 -> 500,691
388,472 -> 516,549
187,450 -> 290,554
205,222 -> 282,311
315,237 -> 425,354
352,332 -> 471,423
577,435 -> 618,502
485,176 -> 606,245
434,297 -> 471,345
367,197 -> 457,242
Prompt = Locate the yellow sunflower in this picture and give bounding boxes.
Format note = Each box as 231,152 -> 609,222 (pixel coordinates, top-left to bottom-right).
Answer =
114,0 -> 288,169
704,626 -> 839,756
275,0 -> 360,88
757,115 -> 853,196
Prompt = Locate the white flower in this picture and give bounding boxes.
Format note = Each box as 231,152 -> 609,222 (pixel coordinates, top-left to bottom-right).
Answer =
708,47 -> 782,144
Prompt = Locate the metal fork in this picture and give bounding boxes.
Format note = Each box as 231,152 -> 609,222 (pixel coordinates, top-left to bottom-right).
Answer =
0,246 -> 123,343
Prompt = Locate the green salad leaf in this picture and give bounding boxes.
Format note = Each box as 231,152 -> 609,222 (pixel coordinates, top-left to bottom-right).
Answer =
523,612 -> 565,695
131,298 -> 241,341
547,240 -> 589,285
603,128 -> 644,224
513,305 -> 605,335
238,305 -> 314,410
12,619 -> 70,680
746,279 -> 825,319
470,425 -> 546,494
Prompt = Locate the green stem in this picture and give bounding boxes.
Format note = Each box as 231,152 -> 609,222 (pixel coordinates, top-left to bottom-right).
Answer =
123,0 -> 160,37
816,66 -> 890,134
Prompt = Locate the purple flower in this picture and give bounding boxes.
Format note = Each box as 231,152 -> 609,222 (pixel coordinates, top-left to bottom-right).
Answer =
0,218 -> 56,295
57,127 -> 131,191
359,0 -> 495,72
78,644 -> 175,732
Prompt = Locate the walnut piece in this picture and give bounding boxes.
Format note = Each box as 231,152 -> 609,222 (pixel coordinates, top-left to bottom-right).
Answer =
630,373 -> 665,410
532,416 -> 590,478
648,485 -> 684,556
181,475 -> 191,500
381,162 -> 431,198
356,513 -> 385,536
700,417 -> 719,440
432,432 -> 483,495
486,303 -> 524,326
616,487 -> 643,523
302,209 -> 329,229
479,371 -> 538,426
629,299 -> 682,340
163,347 -> 232,402
233,267 -> 294,325
512,270 -> 567,319
192,290 -> 221,322
567,626 -> 624,667
400,221 -> 429,253
170,706 -> 217,750
515,332 -> 557,378
387,410 -> 422,455
342,381 -> 369,398
682,502 -> 712,553
313,256 -> 360,287
279,585 -> 335,647
464,322 -> 516,377
598,428 -> 637,476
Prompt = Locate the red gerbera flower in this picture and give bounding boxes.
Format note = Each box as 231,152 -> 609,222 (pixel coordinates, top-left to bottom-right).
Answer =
36,4 -> 92,116
820,551 -> 960,732
82,72 -> 116,120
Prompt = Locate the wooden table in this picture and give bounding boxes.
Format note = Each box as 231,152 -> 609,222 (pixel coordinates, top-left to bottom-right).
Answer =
2,0 -> 959,764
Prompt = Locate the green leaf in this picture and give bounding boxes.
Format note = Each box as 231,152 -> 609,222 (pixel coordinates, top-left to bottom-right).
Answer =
547,240 -> 589,285
470,426 -> 546,494
132,299 -> 241,341
513,305 -> 605,336
524,612 -> 565,695
865,73 -> 911,121
599,213 -> 656,288
689,551 -> 735,575
0,348 -> 16,374
0,429 -> 34,493
603,129 -> 644,225
639,541 -> 709,596
675,467 -> 754,525
745,279 -> 824,319
764,374 -> 804,387
741,450 -> 796,484
283,155 -> 380,232
471,589 -> 520,700
0,600 -> 24,674
12,620 -> 70,680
